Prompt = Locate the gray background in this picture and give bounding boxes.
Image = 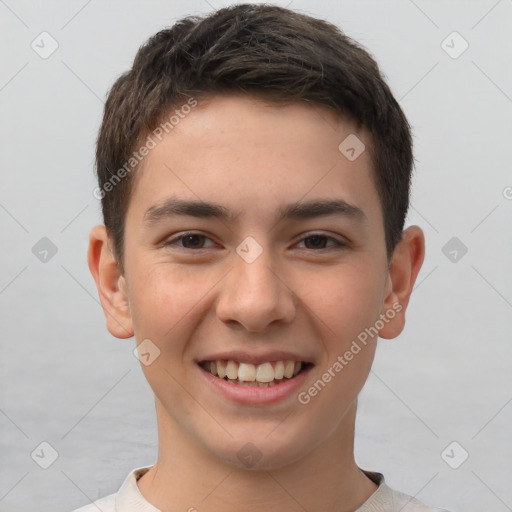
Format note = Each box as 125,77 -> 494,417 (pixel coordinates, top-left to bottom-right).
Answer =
1,1 -> 511,511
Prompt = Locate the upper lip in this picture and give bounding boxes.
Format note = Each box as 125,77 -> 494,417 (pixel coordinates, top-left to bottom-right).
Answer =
197,350 -> 314,366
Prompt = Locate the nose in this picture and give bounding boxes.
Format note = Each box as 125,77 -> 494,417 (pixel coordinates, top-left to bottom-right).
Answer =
215,246 -> 296,333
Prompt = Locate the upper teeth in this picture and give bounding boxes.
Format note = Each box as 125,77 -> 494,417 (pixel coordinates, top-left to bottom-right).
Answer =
204,360 -> 303,382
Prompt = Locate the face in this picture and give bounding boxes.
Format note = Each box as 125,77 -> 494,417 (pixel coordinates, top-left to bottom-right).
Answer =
94,93 -> 419,471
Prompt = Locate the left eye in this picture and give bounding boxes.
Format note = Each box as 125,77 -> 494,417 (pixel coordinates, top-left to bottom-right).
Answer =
295,234 -> 344,250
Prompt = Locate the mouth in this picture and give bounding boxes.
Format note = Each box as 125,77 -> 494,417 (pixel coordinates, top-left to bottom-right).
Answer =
198,359 -> 313,387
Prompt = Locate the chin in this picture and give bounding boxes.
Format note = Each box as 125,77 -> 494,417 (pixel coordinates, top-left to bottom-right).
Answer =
205,428 -> 314,472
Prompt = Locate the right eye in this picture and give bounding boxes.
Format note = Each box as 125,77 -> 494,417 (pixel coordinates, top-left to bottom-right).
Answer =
163,232 -> 217,250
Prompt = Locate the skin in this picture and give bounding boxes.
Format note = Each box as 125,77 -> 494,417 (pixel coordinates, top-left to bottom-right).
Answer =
88,93 -> 424,512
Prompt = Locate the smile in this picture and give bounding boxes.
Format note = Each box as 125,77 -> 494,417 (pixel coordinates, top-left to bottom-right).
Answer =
198,360 -> 311,387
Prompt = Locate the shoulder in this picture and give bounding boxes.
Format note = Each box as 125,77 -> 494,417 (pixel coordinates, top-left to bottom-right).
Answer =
70,492 -> 116,512
384,485 -> 451,512
387,483 -> 450,512
360,470 -> 451,512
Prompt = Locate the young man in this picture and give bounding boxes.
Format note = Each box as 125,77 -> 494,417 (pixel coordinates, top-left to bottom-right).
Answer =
77,4 -> 449,511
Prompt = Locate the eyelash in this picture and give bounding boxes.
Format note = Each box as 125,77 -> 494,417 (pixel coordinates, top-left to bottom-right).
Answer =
163,231 -> 347,251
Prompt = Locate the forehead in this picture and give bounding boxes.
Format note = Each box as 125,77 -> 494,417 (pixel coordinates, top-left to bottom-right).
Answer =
127,93 -> 380,226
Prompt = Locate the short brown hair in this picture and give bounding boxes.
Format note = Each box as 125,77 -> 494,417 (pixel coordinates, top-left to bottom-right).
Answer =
96,3 -> 414,274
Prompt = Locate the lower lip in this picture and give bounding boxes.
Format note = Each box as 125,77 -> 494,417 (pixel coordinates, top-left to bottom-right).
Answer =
198,364 -> 313,405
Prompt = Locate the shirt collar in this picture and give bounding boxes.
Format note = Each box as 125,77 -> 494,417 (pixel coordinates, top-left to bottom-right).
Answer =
115,466 -> 391,511
115,466 -> 161,512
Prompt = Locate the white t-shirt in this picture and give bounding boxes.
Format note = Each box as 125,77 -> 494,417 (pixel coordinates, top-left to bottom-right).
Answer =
71,466 -> 450,512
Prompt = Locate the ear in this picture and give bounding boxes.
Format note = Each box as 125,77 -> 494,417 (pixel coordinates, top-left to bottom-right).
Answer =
378,225 -> 425,339
87,225 -> 134,339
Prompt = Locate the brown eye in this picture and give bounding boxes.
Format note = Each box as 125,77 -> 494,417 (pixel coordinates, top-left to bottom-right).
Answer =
180,234 -> 206,249
296,233 -> 345,250
303,235 -> 329,249
163,232 -> 216,250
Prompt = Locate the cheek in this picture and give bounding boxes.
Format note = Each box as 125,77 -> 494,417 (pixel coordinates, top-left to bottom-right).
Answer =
296,343 -> 376,439
297,262 -> 386,342
129,265 -> 207,409
128,263 -> 207,342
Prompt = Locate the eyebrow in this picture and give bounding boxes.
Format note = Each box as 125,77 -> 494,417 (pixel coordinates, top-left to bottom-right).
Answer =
142,197 -> 367,226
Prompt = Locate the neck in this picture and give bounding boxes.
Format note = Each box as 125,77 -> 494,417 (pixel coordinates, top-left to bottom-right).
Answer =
137,399 -> 378,512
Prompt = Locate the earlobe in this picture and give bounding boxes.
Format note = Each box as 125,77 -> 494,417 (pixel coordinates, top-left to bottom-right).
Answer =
379,226 -> 425,339
87,225 -> 134,339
